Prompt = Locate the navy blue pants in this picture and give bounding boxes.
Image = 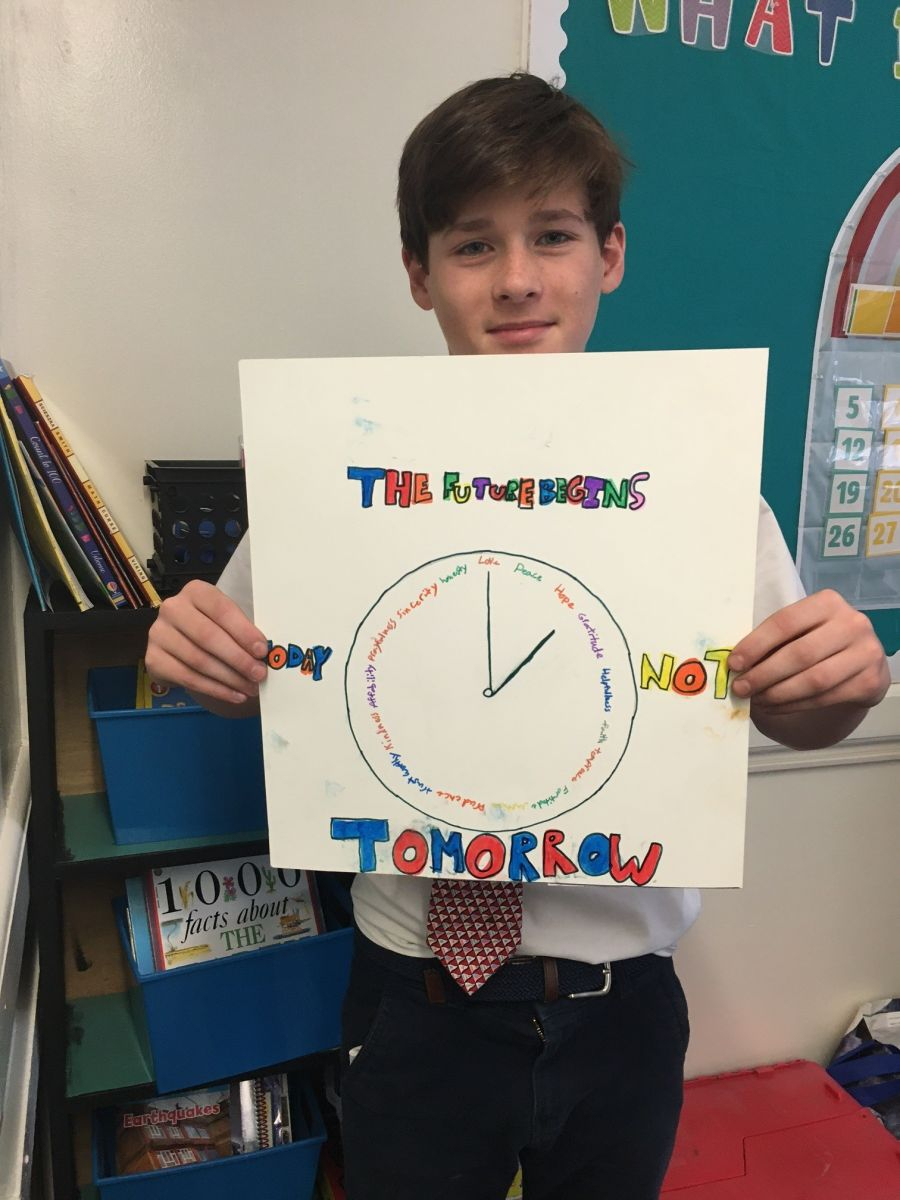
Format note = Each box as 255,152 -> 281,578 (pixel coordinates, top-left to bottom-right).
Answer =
339,934 -> 689,1199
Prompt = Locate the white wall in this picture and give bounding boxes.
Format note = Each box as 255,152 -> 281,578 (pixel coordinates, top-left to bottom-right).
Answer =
0,0 -> 521,567
684,706 -> 900,1075
1,0 -> 898,1087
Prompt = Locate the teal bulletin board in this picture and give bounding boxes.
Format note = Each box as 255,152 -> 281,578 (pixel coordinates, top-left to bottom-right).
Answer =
543,0 -> 900,653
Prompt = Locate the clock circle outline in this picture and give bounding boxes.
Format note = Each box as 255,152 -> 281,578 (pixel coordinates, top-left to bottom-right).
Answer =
344,549 -> 638,832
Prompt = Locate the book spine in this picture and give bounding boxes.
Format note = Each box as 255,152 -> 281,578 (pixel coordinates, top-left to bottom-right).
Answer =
143,871 -> 168,972
307,871 -> 325,936
0,409 -> 48,607
125,876 -> 158,976
0,395 -> 93,610
15,375 -> 162,606
0,368 -> 128,607
34,423 -> 141,607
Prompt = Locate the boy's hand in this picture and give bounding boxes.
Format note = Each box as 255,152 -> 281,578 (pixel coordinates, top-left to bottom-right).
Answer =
727,589 -> 890,748
146,580 -> 268,711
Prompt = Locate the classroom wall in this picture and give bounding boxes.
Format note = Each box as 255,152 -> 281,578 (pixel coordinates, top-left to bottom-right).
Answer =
0,0 -> 520,561
1,0 -> 898,1083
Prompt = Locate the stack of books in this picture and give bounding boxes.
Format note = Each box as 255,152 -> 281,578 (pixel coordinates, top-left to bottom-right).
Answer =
0,359 -> 160,610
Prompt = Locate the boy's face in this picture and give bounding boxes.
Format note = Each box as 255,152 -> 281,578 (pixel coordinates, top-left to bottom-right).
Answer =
403,183 -> 625,356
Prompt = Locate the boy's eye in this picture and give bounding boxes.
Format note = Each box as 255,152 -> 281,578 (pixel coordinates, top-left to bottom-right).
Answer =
456,240 -> 491,256
538,230 -> 574,246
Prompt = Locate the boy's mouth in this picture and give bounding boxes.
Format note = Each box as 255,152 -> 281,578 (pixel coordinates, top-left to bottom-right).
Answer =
486,320 -> 555,346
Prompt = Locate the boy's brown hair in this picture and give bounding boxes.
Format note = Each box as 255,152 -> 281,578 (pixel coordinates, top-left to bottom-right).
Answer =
397,72 -> 628,268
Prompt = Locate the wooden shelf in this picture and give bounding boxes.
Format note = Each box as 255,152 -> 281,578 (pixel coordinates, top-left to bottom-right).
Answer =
58,792 -> 268,876
66,991 -> 155,1103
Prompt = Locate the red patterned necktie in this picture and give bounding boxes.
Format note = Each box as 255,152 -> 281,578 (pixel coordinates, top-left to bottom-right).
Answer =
426,879 -> 524,995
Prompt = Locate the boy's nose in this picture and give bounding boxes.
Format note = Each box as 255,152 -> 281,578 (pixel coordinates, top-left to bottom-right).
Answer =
493,250 -> 541,303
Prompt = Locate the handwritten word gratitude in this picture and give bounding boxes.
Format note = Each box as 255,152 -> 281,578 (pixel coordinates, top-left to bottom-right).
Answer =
578,612 -> 605,660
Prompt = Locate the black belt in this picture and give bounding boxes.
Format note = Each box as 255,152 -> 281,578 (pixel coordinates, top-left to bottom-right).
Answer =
354,930 -> 661,1004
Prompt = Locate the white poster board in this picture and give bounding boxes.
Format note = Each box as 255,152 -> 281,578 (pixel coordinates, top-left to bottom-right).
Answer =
239,351 -> 766,888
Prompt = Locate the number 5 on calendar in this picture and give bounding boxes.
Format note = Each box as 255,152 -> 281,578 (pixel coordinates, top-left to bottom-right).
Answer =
834,385 -> 874,429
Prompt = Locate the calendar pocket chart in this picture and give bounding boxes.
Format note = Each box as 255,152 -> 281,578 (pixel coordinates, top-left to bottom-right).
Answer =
798,152 -> 900,604
239,350 -> 767,888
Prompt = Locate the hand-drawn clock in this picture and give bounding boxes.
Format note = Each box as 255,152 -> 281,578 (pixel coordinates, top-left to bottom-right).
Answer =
344,551 -> 637,832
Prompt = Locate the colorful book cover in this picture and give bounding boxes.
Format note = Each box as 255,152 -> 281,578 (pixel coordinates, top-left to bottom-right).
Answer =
30,421 -> 143,608
15,374 -> 161,606
0,395 -> 92,610
114,1084 -> 233,1175
143,854 -> 323,971
22,450 -> 113,608
0,362 -> 128,607
114,1075 -> 293,1175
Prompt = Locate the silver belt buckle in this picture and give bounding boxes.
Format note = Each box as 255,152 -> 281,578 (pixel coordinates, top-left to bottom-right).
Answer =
566,961 -> 612,999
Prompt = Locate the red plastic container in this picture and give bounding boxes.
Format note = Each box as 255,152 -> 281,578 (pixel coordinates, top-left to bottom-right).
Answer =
662,1059 -> 900,1196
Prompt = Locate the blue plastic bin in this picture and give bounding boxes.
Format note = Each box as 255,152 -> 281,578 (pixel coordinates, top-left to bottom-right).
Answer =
87,666 -> 267,843
114,901 -> 353,1093
93,1077 -> 325,1200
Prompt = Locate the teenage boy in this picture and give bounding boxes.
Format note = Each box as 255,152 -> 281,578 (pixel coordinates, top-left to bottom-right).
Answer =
145,74 -> 890,1200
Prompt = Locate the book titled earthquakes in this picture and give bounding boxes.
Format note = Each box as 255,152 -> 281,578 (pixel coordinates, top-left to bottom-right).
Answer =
134,853 -> 323,972
114,1074 -> 292,1175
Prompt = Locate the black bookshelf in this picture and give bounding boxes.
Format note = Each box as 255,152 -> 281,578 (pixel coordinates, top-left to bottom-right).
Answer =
24,598 -> 161,1196
24,593 -> 346,1197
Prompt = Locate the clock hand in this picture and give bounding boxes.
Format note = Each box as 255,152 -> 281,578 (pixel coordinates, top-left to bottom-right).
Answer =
485,572 -> 494,697
484,629 -> 556,699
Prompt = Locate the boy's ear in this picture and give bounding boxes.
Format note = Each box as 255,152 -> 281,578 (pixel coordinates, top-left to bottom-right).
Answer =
402,248 -> 435,312
599,223 -> 626,295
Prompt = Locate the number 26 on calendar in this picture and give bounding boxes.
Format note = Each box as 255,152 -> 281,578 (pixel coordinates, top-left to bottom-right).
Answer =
823,518 -> 862,557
